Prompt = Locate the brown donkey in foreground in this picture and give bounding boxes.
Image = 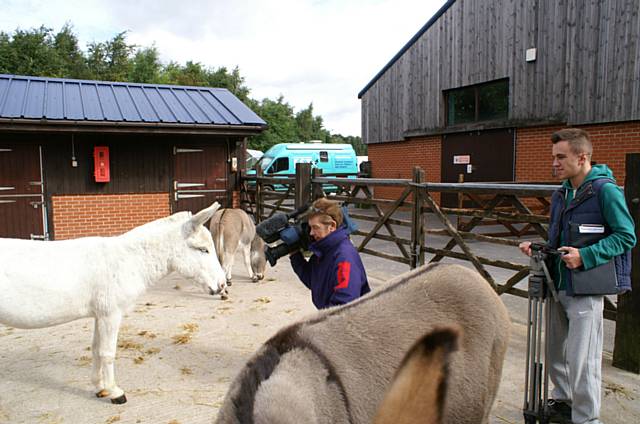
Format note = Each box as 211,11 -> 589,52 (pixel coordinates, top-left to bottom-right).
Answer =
215,263 -> 511,424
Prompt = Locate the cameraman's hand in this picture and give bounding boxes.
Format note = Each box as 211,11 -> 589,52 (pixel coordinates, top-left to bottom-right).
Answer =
518,241 -> 532,257
558,246 -> 582,269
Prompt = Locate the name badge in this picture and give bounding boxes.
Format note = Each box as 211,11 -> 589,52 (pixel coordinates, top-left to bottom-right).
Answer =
579,224 -> 605,234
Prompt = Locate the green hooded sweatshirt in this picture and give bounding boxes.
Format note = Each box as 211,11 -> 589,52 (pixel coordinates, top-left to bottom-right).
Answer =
555,164 -> 636,290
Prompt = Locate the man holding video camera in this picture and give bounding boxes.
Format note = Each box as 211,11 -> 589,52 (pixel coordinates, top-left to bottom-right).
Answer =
519,128 -> 636,424
289,198 -> 371,309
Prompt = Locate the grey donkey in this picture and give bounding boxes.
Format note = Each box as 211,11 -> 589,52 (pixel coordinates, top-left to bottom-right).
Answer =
209,208 -> 267,285
214,263 -> 511,424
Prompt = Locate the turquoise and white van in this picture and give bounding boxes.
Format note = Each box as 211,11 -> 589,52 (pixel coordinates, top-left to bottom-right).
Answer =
248,142 -> 358,191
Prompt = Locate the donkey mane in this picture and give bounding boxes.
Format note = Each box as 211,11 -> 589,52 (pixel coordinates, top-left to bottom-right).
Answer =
229,323 -> 354,424
227,263 -> 447,422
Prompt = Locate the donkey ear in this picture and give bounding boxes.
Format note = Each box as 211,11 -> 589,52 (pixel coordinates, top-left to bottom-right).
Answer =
189,202 -> 221,230
373,326 -> 460,424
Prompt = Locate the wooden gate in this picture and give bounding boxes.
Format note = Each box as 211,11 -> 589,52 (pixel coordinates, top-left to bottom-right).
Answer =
0,143 -> 47,239
172,144 -> 229,213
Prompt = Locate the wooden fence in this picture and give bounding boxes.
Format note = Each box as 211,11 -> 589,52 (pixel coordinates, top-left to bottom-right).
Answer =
240,156 -> 640,373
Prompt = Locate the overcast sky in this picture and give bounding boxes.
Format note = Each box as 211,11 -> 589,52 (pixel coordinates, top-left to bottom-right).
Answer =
1,0 -> 447,136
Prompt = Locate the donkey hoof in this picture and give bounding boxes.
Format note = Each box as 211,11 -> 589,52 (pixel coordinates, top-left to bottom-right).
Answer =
221,293 -> 229,301
226,280 -> 233,286
111,394 -> 127,404
96,389 -> 109,398
251,276 -> 259,282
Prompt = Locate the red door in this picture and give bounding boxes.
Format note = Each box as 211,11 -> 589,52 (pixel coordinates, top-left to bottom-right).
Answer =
0,144 -> 47,239
172,144 -> 229,213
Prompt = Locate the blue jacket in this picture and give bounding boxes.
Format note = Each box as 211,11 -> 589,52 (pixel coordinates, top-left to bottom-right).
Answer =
547,165 -> 636,295
290,226 -> 371,309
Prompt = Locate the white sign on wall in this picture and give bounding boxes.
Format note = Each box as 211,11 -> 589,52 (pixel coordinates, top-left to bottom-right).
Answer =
453,155 -> 471,164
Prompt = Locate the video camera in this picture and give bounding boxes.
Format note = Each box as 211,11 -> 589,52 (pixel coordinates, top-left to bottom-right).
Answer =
255,204 -> 312,266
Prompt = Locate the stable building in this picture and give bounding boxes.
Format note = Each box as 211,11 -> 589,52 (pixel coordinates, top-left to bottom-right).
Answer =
0,74 -> 266,240
359,0 -> 640,203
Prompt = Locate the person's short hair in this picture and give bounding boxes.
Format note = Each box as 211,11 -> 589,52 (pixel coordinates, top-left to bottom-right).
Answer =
309,198 -> 343,227
550,128 -> 593,157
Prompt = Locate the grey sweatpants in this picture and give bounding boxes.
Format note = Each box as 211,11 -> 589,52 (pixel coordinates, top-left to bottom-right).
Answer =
548,290 -> 604,424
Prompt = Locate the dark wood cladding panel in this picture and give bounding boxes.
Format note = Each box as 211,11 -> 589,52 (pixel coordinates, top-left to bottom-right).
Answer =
0,142 -> 42,194
0,196 -> 44,239
42,133 -> 172,195
361,0 -> 640,144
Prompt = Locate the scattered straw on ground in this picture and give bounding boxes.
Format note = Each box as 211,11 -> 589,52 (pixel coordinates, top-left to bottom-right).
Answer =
181,323 -> 199,333
117,339 -> 143,351
138,330 -> 157,339
105,415 -> 121,423
254,297 -> 271,304
604,381 -> 634,400
172,334 -> 192,344
180,367 -> 193,375
172,323 -> 199,345
76,355 -> 92,366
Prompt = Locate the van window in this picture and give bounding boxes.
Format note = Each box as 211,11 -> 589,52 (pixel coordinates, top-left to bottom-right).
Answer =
319,151 -> 329,162
268,157 -> 289,173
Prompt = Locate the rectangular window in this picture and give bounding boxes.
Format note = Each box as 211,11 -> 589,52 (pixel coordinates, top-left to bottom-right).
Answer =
445,79 -> 508,126
319,151 -> 329,162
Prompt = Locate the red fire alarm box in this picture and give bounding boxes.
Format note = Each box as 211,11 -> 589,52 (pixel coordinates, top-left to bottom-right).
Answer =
93,146 -> 110,182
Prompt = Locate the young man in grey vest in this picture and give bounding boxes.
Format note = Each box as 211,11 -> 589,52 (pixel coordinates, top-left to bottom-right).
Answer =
519,128 -> 636,424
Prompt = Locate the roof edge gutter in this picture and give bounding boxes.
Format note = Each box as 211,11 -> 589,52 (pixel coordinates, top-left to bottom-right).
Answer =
0,118 -> 267,136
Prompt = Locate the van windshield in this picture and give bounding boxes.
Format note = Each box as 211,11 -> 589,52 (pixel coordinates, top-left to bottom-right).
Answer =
256,156 -> 274,171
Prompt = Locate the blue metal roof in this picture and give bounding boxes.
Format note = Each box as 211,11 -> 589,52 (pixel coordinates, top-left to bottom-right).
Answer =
0,74 -> 266,128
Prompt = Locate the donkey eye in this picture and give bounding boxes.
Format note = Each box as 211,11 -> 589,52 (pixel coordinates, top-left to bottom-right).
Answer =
197,247 -> 209,254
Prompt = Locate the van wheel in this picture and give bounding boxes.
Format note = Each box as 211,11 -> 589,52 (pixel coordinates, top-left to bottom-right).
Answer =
264,185 -> 274,191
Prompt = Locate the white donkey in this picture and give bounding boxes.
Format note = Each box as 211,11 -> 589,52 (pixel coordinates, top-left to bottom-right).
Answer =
209,208 -> 267,285
0,202 -> 227,404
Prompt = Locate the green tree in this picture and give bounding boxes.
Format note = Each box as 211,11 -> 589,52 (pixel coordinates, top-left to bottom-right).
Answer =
0,23 -> 362,147
295,103 -> 330,143
129,46 -> 162,83
249,96 -> 298,152
86,31 -> 134,81
53,23 -> 86,78
3,26 -> 60,77
0,32 -> 14,74
329,134 -> 367,155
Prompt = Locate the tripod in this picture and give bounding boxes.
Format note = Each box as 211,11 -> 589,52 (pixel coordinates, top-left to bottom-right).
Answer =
523,243 -> 562,424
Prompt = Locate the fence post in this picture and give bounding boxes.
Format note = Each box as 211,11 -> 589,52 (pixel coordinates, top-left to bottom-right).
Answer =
613,153 -> 640,373
311,167 -> 324,200
411,167 -> 425,268
457,173 -> 464,229
255,165 -> 264,223
295,162 -> 313,209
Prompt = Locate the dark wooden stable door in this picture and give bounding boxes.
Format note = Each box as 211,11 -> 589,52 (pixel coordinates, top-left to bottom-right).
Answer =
172,144 -> 229,214
0,144 -> 47,239
441,128 -> 515,207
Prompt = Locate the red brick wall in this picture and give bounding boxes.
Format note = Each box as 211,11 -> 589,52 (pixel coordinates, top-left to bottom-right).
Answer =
52,193 -> 171,240
368,122 -> 639,203
517,122 -> 640,184
368,136 -> 441,201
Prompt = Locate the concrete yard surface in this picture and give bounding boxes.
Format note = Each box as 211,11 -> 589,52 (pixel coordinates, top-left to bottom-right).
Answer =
0,256 -> 638,424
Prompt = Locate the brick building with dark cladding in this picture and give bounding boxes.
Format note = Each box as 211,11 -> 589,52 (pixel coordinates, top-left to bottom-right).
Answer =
359,0 -> 640,201
0,75 -> 265,240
